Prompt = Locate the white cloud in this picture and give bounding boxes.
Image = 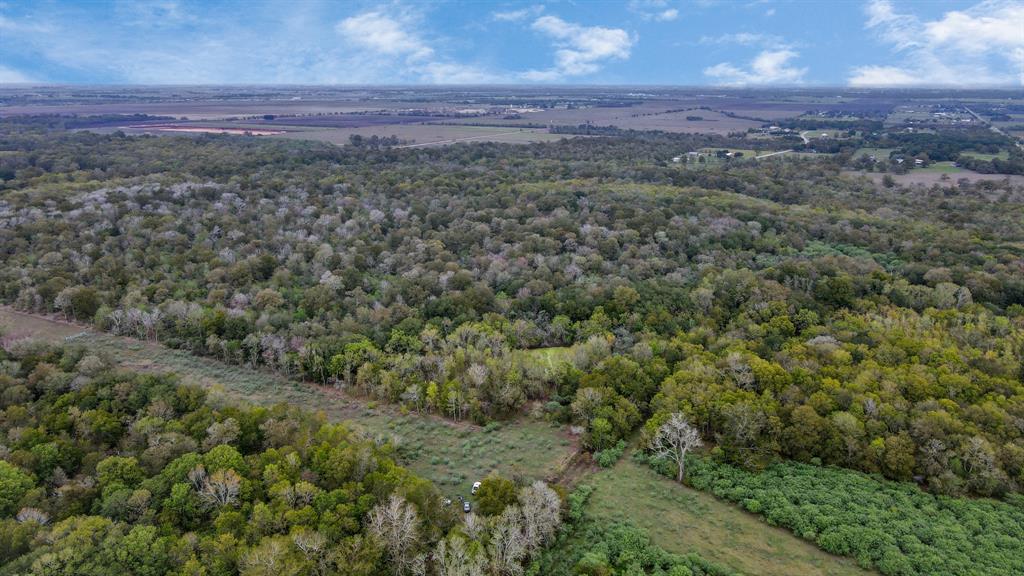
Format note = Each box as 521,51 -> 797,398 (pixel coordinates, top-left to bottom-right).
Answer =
336,11 -> 434,61
701,32 -> 806,85
655,8 -> 679,21
114,0 -> 195,29
850,0 -> 1024,86
334,9 -> 503,84
704,49 -> 807,85
629,1 -> 680,21
524,15 -> 633,80
492,5 -> 544,22
846,65 -> 922,87
923,3 -> 1024,54
420,61 -> 500,84
701,32 -> 788,48
0,65 -> 37,84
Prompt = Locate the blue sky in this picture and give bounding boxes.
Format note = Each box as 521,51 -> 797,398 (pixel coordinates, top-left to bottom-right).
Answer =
1,1 -> 1021,86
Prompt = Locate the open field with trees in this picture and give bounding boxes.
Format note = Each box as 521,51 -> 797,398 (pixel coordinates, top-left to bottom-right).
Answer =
583,454 -> 871,576
647,454 -> 1024,576
0,307 -> 575,498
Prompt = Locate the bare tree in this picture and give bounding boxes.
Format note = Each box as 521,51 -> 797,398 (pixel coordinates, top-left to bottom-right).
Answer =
517,481 -> 561,553
203,417 -> 240,450
293,529 -> 329,576
488,505 -> 527,576
16,507 -> 49,525
201,469 -> 242,508
367,494 -> 421,575
726,352 -> 755,390
434,536 -> 485,576
651,412 -> 703,483
463,512 -> 485,541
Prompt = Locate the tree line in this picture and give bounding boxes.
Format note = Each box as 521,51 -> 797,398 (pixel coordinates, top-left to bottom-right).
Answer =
0,341 -> 563,575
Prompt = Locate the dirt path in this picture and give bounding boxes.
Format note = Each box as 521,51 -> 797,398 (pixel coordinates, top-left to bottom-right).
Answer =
755,149 -> 792,159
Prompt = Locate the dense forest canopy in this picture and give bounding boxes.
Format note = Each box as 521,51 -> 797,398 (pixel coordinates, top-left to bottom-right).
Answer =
2,118 -> 1023,501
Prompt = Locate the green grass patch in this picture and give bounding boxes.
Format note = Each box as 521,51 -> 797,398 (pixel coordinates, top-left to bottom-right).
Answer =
915,161 -> 962,173
854,147 -> 896,159
586,454 -> 873,576
650,455 -> 1024,576
518,345 -> 573,375
959,150 -> 1009,161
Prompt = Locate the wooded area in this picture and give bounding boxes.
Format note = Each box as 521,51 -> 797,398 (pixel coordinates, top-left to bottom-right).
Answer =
1,114 -> 1023,575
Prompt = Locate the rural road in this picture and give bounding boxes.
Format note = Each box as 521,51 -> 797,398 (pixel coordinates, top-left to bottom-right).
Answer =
756,149 -> 793,159
964,106 -> 1023,151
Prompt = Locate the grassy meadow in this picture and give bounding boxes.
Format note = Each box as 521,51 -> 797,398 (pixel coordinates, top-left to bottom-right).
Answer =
584,453 -> 875,576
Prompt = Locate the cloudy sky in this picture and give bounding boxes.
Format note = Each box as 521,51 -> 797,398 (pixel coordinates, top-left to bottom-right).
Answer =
1,0 -> 1021,86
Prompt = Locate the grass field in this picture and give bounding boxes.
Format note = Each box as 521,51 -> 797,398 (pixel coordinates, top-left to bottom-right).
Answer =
0,307 -> 575,498
915,161 -> 963,173
959,150 -> 1010,161
853,147 -> 896,159
518,346 -> 573,375
585,454 -> 874,576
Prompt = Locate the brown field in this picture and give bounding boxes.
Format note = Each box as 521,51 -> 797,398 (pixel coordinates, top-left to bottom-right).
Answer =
273,124 -> 568,146
127,125 -> 287,135
0,99 -> 467,121
86,120 -> 569,147
0,101 -> 392,120
442,102 -> 762,134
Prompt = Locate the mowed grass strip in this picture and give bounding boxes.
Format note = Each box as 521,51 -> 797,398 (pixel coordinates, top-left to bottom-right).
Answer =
0,308 -> 576,498
585,455 -> 875,576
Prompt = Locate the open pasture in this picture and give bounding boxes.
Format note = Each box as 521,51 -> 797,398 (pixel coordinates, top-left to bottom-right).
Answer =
959,150 -> 1010,161
853,147 -> 897,159
585,455 -> 874,576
